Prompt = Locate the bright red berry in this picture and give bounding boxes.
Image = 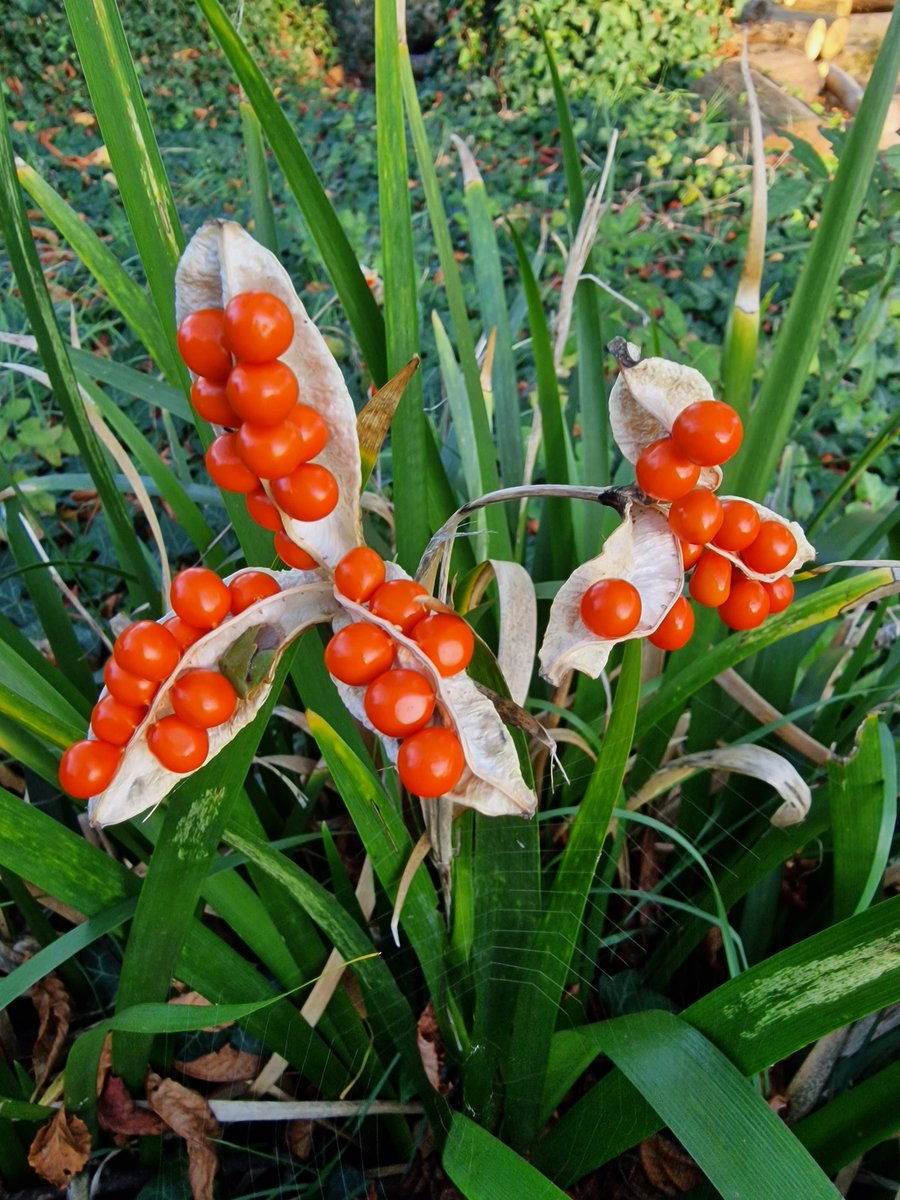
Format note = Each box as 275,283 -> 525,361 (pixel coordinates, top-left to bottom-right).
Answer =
579,578 -> 642,639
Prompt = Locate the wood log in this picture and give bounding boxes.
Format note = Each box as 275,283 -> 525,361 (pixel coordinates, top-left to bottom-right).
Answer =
748,47 -> 827,99
850,0 -> 894,13
823,61 -> 865,108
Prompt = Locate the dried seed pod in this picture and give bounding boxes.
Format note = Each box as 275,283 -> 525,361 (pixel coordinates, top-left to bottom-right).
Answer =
709,498 -> 814,581
608,342 -> 722,491
539,503 -> 683,686
329,565 -> 537,819
88,568 -> 339,827
175,221 -> 363,566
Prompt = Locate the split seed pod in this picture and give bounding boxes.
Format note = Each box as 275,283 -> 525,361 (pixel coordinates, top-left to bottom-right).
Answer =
175,220 -> 362,566
713,497 -> 814,580
88,569 -> 340,826
330,566 -> 537,819
539,504 -> 683,686
608,341 -> 722,491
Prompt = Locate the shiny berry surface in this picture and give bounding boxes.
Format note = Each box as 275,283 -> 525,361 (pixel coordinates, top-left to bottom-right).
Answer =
397,727 -> 466,797
171,567 -> 231,630
668,489 -> 723,545
764,575 -> 794,615
206,433 -> 260,494
648,595 -> 695,651
412,613 -> 475,677
59,739 -> 121,799
579,578 -> 642,639
689,551 -> 733,608
635,437 -> 701,502
229,570 -> 281,615
713,500 -> 761,553
190,377 -> 240,427
176,309 -> 231,381
114,621 -> 181,682
171,669 -> 237,729
163,616 -> 205,651
286,404 -> 329,461
680,540 -> 704,571
741,521 -> 798,575
90,695 -> 146,746
148,716 -> 209,773
325,623 -> 395,686
103,659 -> 159,707
274,532 -> 318,570
364,669 -> 435,738
237,418 -> 306,479
719,577 -> 770,630
334,547 -> 385,603
270,465 -> 339,522
224,291 -> 294,363
369,580 -> 429,634
246,487 -> 283,532
672,400 -> 743,466
226,361 -> 298,425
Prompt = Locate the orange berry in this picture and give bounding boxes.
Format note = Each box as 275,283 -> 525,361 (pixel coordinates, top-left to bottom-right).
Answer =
229,570 -> 281,615
635,437 -> 700,502
274,531 -> 318,569
369,580 -> 429,634
579,578 -> 642,639
148,716 -> 209,773
689,551 -> 732,608
398,727 -> 465,797
59,739 -> 122,799
114,621 -> 181,682
648,595 -> 695,651
334,547 -> 386,603
713,500 -> 761,553
719,576 -> 770,631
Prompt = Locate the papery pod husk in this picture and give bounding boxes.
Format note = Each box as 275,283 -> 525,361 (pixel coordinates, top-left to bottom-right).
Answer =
89,570 -> 339,827
707,497 -> 815,581
329,566 -> 537,819
539,503 -> 683,686
175,221 -> 363,566
608,344 -> 722,490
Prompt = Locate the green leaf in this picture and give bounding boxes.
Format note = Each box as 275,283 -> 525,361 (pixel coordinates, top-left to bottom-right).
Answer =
197,0 -> 387,385
240,101 -> 278,254
534,895 -> 900,1184
636,568 -> 897,741
829,714 -> 896,920
729,6 -> 900,499
504,639 -> 642,1150
16,160 -> 182,385
0,89 -> 161,613
444,1113 -> 570,1200
593,1012 -> 836,1199
400,55 -> 510,562
795,1058 -> 900,1174
62,0 -> 185,355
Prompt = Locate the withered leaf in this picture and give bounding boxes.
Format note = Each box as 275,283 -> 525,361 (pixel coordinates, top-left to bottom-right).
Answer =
174,1044 -> 261,1083
285,1118 -> 315,1160
416,1002 -> 449,1095
28,1108 -> 91,1188
147,1073 -> 221,1200
30,970 -> 70,1091
98,1075 -> 166,1142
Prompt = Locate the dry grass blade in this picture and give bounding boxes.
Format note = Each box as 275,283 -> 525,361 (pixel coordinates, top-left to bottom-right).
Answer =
629,743 -> 812,826
391,833 -> 432,947
357,355 -> 420,489
208,1098 -> 424,1121
300,857 -> 376,1026
716,667 -> 831,765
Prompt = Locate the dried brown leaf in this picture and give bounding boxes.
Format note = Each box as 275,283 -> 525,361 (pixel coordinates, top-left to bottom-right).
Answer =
416,1002 -> 449,1095
98,1075 -> 166,1141
174,1045 -> 261,1083
147,1073 -> 221,1200
638,1134 -> 703,1195
285,1118 -> 315,1159
30,971 -> 70,1091
27,1108 -> 91,1188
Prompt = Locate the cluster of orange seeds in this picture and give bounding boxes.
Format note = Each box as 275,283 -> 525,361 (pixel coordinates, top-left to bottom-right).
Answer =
580,399 -> 797,653
58,568 -> 282,798
177,291 -> 336,570
323,547 -> 473,797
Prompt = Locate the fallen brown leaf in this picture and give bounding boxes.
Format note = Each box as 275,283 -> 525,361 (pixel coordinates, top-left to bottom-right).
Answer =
174,1044 -> 261,1084
98,1075 -> 166,1144
30,971 -> 71,1091
638,1134 -> 703,1195
147,1073 -> 221,1200
416,1002 -> 449,1095
28,1108 -> 91,1187
285,1118 -> 315,1159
